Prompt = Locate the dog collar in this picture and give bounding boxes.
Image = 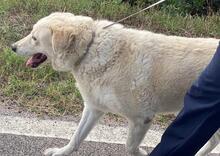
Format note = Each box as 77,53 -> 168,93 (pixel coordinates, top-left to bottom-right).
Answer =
75,31 -> 95,66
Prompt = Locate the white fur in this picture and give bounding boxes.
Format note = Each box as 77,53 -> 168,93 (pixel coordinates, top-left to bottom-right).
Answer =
12,12 -> 220,156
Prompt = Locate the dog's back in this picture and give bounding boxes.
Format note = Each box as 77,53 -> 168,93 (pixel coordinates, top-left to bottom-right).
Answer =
90,22 -> 219,114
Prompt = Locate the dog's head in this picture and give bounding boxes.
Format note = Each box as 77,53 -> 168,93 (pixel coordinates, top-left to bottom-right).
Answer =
11,12 -> 93,71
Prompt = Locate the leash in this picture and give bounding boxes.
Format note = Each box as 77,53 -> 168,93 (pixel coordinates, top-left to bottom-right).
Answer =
103,0 -> 166,29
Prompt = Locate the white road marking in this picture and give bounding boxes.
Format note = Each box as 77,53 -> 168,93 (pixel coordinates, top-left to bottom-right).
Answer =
0,115 -> 219,153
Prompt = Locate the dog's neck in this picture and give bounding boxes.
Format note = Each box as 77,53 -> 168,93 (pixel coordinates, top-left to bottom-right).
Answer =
71,21 -> 125,83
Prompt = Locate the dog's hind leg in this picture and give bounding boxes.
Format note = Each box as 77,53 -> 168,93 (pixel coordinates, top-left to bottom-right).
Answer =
44,105 -> 104,156
126,117 -> 153,156
196,129 -> 220,156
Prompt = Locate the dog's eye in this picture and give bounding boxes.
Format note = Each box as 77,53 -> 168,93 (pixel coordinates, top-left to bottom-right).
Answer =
32,36 -> 37,41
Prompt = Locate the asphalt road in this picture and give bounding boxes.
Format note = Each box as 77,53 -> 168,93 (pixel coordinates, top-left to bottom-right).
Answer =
1,133 -> 220,156
0,133 -> 152,156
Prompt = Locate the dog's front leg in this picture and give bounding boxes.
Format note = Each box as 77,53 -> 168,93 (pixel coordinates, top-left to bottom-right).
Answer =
44,106 -> 104,156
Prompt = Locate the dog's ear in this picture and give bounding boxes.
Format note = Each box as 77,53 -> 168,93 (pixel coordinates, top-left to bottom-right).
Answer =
51,26 -> 77,54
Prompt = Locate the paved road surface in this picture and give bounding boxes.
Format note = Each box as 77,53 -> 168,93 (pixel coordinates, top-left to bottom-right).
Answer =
0,133 -> 152,156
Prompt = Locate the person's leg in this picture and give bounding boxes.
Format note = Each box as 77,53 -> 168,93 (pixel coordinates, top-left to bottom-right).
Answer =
149,43 -> 220,156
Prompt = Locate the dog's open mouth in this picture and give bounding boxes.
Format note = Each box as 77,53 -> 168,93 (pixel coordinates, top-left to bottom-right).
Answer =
26,53 -> 47,68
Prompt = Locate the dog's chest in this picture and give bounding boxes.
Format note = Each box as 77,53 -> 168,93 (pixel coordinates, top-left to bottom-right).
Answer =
80,84 -> 124,113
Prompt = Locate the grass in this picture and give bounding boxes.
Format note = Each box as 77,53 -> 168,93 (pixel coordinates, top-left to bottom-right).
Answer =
0,0 -> 219,118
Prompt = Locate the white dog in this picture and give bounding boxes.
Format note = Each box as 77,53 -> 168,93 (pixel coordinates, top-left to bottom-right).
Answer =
11,12 -> 220,156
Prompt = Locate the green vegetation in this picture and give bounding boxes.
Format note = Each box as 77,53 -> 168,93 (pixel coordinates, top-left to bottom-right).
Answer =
0,0 -> 219,117
123,0 -> 220,15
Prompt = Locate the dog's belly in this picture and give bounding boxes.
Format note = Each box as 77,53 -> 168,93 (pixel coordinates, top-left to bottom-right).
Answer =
157,94 -> 184,113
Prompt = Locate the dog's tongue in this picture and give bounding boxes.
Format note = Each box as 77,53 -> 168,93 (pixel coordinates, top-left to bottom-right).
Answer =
26,53 -> 47,68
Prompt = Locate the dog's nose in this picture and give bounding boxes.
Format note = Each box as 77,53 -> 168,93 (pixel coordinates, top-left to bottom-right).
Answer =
11,44 -> 17,52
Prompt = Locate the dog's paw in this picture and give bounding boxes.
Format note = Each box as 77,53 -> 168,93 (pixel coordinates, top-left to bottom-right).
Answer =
138,148 -> 147,156
130,148 -> 147,156
44,148 -> 59,156
44,147 -> 70,156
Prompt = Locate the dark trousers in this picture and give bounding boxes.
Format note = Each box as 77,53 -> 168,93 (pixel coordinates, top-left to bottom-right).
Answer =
149,43 -> 220,156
